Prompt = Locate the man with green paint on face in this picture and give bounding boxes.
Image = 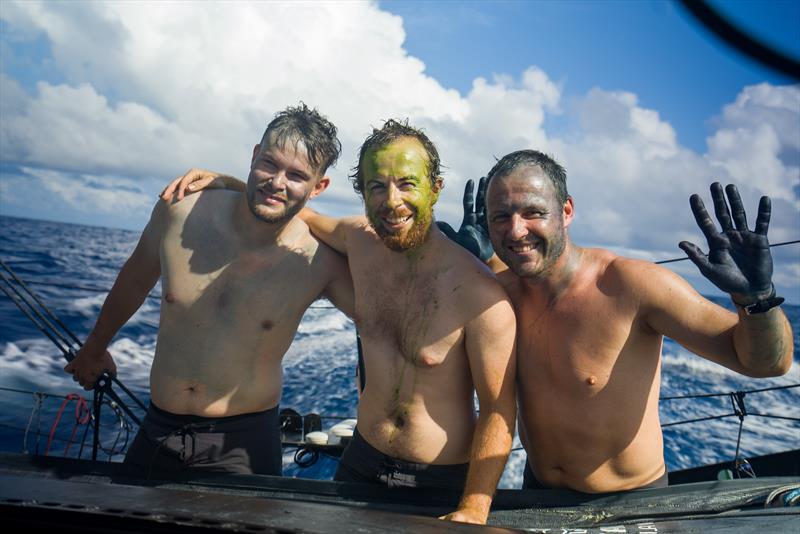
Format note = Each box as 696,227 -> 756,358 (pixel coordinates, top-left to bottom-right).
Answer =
162,120 -> 517,525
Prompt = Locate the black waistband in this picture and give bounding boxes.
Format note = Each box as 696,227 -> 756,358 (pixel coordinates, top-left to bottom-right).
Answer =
145,403 -> 279,433
347,427 -> 469,473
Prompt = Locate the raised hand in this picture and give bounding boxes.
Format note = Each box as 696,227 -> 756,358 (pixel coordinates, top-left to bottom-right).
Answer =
160,168 -> 226,203
436,177 -> 494,262
679,182 -> 778,305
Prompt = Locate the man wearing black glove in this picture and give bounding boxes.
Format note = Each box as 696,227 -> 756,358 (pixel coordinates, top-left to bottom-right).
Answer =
448,149 -> 793,493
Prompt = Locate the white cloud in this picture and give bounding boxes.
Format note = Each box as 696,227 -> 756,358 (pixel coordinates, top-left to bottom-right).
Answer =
1,0 -> 798,301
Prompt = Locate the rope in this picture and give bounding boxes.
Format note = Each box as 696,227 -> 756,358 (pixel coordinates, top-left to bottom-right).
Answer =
1,386 -> 131,458
44,393 -> 90,456
660,383 -> 799,401
661,385 -> 800,428
655,239 -> 800,265
0,258 -> 147,424
22,393 -> 44,454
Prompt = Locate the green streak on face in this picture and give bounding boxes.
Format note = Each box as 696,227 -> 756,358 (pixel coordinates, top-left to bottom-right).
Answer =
362,137 -> 440,252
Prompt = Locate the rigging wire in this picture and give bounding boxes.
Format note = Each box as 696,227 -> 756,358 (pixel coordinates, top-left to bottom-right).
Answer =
0,259 -> 146,425
0,389 -> 130,458
655,239 -> 800,265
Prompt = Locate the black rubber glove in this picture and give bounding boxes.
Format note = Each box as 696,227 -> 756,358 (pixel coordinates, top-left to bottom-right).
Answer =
437,177 -> 494,262
679,182 -> 779,306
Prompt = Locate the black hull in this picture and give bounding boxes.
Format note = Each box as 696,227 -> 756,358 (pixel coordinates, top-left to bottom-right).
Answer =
1,451 -> 798,533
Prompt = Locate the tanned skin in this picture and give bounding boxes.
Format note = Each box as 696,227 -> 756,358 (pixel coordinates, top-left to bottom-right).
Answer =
482,165 -> 793,493
164,136 -> 517,525
66,134 -> 353,420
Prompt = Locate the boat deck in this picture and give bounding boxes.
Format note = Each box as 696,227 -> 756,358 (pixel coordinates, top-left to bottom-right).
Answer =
1,452 -> 798,533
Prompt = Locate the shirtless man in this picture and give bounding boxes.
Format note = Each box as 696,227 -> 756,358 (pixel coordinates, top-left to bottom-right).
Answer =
450,149 -> 794,493
166,120 -> 517,524
65,104 -> 353,477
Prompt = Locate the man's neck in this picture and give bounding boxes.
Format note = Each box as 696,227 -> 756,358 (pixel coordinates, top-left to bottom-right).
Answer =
233,193 -> 294,247
520,240 -> 583,303
398,221 -> 442,264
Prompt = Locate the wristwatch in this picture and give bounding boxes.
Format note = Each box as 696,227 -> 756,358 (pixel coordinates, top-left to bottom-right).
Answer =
733,285 -> 785,315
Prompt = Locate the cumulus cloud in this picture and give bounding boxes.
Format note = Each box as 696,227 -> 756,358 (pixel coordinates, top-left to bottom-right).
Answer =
1,1 -> 798,299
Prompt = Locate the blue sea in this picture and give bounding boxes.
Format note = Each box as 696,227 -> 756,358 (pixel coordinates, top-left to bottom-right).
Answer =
1,215 -> 798,488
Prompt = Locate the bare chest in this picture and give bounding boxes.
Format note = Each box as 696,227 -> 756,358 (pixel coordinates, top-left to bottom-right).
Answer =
159,237 -> 322,322
514,291 -> 647,392
351,256 -> 464,368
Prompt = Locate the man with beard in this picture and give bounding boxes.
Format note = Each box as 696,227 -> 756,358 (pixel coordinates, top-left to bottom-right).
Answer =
65,104 -> 354,477
163,120 -> 517,525
451,149 -> 793,493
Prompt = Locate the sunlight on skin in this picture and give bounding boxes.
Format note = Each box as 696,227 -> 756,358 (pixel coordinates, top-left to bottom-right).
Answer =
362,137 -> 441,253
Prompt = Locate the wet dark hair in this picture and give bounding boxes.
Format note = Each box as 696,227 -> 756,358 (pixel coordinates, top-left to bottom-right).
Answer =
486,150 -> 569,204
262,103 -> 341,175
350,119 -> 442,198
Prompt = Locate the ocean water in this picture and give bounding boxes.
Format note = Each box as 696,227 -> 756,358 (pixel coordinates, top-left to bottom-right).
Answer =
0,215 -> 797,488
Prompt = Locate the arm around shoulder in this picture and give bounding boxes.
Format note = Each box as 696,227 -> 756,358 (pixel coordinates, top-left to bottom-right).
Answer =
299,208 -> 365,256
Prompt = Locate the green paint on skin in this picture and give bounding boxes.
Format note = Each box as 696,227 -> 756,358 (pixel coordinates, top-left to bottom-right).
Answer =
386,260 -> 436,443
362,137 -> 440,254
360,137 -> 443,441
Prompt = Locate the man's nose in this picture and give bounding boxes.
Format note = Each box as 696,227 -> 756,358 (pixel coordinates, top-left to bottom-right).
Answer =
270,171 -> 288,190
385,183 -> 403,209
509,214 -> 528,240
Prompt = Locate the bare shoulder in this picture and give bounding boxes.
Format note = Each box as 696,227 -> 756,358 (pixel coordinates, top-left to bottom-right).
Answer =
162,189 -> 238,222
343,215 -> 374,238
602,250 -> 703,310
439,237 -> 512,313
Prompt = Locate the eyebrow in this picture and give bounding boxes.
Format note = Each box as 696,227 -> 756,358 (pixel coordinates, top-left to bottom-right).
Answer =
490,199 -> 549,213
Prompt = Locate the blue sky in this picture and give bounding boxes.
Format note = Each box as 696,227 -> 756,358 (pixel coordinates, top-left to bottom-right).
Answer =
0,0 -> 798,300
382,0 -> 800,152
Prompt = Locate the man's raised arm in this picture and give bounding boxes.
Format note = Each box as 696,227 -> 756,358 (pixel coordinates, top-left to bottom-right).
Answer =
65,201 -> 165,389
439,178 -> 507,274
641,183 -> 793,377
444,290 -> 517,524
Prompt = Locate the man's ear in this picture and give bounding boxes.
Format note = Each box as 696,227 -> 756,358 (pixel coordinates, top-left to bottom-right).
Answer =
251,144 -> 261,166
431,176 -> 444,204
563,196 -> 575,227
309,175 -> 331,199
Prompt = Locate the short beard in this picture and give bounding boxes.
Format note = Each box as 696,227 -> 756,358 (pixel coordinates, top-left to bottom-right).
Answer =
498,227 -> 567,279
246,189 -> 303,224
370,207 -> 433,252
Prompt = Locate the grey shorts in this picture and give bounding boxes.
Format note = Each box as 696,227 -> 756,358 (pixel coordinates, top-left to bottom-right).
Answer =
124,403 -> 282,478
334,427 -> 468,490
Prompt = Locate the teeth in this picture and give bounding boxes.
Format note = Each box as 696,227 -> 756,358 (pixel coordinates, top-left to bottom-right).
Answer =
384,214 -> 412,224
509,243 -> 537,253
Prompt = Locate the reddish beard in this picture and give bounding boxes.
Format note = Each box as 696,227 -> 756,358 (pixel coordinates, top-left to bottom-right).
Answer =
369,207 -> 434,251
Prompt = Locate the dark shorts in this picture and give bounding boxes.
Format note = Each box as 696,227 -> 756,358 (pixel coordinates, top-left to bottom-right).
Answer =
523,459 -> 668,491
334,427 -> 468,490
123,403 -> 282,478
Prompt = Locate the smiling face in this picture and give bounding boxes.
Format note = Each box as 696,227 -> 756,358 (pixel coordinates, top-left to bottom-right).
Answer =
362,136 -> 441,251
246,132 -> 328,223
486,165 -> 573,279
